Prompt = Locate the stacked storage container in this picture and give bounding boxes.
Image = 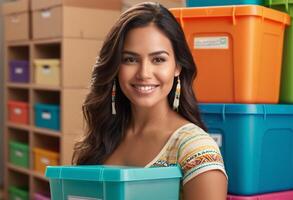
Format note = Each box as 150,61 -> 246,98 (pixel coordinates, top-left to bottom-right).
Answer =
170,0 -> 293,199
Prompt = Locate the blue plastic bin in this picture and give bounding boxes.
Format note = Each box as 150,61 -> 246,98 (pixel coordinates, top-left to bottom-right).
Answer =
46,165 -> 182,200
199,104 -> 293,195
34,103 -> 60,131
186,0 -> 263,7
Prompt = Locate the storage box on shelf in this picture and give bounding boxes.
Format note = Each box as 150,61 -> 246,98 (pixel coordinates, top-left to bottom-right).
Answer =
8,186 -> 29,200
199,103 -> 293,195
1,0 -> 30,41
34,103 -> 60,131
46,166 -> 182,200
265,0 -> 293,103
31,0 -> 122,11
170,6 -> 290,103
34,148 -> 59,174
9,141 -> 29,168
8,101 -> 29,124
31,2 -> 120,40
9,60 -> 29,83
34,59 -> 60,86
34,193 -> 50,200
186,0 -> 264,7
122,0 -> 185,11
227,190 -> 293,200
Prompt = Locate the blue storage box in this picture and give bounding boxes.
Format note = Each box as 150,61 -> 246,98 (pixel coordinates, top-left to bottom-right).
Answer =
186,0 -> 263,7
45,165 -> 182,200
199,104 -> 293,195
34,103 -> 60,131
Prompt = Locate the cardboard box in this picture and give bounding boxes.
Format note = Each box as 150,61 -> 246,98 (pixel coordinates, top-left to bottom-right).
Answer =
2,0 -> 30,41
31,0 -> 122,10
122,0 -> 185,12
32,6 -> 120,40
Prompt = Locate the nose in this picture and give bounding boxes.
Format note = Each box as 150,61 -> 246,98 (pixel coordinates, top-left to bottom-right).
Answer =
136,59 -> 152,80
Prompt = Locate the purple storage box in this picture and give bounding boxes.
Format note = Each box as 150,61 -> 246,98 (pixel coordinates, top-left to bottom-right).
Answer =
227,190 -> 293,200
9,60 -> 29,83
34,193 -> 50,200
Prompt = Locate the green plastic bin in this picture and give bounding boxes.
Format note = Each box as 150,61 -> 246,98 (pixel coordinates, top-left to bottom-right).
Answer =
266,0 -> 293,102
46,165 -> 182,200
9,141 -> 29,168
8,186 -> 29,200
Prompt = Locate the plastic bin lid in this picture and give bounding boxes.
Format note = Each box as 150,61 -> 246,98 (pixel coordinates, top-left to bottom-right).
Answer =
199,103 -> 293,115
170,5 -> 290,25
45,165 -> 182,182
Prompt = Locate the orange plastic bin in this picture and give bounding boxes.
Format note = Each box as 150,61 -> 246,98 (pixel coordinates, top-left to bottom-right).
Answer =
8,101 -> 29,124
170,6 -> 290,103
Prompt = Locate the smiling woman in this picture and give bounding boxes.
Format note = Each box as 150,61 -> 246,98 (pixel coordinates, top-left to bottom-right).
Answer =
72,2 -> 227,200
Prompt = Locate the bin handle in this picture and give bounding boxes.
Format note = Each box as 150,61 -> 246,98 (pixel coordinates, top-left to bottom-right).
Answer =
285,0 -> 289,12
232,6 -> 236,26
221,104 -> 226,121
42,65 -> 50,69
179,8 -> 184,29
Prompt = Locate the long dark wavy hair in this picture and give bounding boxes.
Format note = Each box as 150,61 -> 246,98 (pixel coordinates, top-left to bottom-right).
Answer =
72,2 -> 206,165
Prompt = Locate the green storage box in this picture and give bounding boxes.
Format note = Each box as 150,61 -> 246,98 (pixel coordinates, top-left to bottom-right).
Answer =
8,186 -> 29,200
46,165 -> 182,200
9,141 -> 29,168
266,0 -> 293,102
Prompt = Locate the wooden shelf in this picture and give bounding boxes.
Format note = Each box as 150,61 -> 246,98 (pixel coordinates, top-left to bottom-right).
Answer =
5,40 -> 31,47
32,127 -> 61,138
32,38 -> 62,45
7,164 -> 30,176
32,171 -> 49,182
31,84 -> 61,91
6,122 -> 31,131
6,82 -> 30,89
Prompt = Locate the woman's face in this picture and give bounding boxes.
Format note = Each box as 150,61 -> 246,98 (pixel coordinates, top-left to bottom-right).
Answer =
118,24 -> 181,109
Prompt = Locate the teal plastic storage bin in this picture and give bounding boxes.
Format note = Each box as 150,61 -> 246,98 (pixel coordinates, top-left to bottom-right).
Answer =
186,0 -> 263,7
46,165 -> 182,200
34,103 -> 60,131
199,104 -> 293,195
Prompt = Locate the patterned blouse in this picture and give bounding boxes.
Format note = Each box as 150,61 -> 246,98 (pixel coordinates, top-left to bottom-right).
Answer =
144,123 -> 227,198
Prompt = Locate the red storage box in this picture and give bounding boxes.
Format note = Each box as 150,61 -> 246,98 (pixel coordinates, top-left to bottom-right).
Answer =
8,101 -> 29,124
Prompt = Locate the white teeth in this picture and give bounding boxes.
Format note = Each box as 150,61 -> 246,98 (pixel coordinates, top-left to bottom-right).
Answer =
133,85 -> 157,92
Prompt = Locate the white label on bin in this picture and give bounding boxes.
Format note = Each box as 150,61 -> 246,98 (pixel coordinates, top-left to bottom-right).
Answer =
42,67 -> 51,74
41,10 -> 51,18
11,15 -> 20,23
209,133 -> 222,147
41,157 -> 50,165
15,150 -> 23,157
68,196 -> 101,200
14,108 -> 22,115
15,67 -> 23,74
194,36 -> 228,49
42,112 -> 51,120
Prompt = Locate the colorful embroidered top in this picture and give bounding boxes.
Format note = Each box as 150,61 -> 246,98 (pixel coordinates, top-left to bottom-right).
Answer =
145,123 -> 227,198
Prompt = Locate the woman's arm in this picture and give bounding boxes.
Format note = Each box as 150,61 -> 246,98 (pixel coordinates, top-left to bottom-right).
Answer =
183,170 -> 227,200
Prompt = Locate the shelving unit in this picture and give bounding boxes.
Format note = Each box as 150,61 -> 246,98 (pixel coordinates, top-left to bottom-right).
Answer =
3,38 -> 102,199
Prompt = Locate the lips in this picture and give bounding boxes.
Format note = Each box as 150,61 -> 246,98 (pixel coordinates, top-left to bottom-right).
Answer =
132,84 -> 159,94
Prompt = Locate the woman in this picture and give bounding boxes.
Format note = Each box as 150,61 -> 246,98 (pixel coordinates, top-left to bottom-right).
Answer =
73,2 -> 227,199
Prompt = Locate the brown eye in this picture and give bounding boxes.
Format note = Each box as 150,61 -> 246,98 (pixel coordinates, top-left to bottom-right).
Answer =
153,57 -> 166,64
122,57 -> 138,64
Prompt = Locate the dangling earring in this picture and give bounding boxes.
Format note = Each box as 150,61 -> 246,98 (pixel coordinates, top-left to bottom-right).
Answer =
112,80 -> 116,115
173,77 -> 181,111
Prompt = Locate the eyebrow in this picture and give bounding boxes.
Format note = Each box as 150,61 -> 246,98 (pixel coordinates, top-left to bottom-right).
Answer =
122,50 -> 169,56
